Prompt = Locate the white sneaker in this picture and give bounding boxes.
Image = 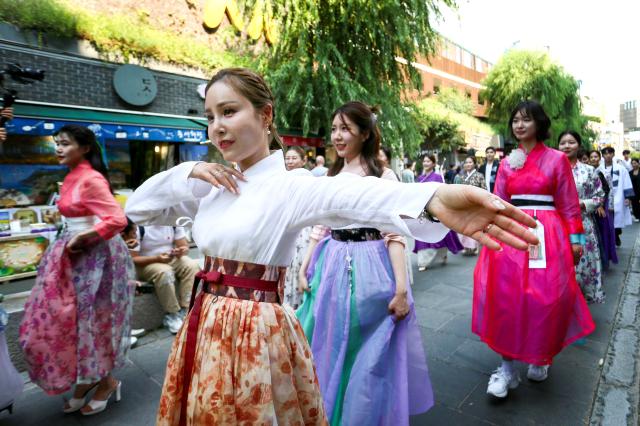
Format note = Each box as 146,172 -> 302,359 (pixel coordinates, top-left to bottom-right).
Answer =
527,364 -> 549,382
131,328 -> 146,337
163,313 -> 184,334
487,367 -> 520,398
129,336 -> 138,348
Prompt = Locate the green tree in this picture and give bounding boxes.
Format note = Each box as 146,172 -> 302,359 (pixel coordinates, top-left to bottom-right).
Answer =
263,0 -> 456,155
413,97 -> 493,153
481,50 -> 594,148
434,87 -> 475,115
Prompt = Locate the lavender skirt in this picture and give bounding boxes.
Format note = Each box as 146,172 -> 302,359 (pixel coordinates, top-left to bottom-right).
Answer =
297,237 -> 433,425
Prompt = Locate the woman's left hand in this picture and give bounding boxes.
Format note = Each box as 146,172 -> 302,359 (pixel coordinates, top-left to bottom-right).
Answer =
571,243 -> 583,265
428,185 -> 539,251
66,233 -> 88,253
388,292 -> 410,321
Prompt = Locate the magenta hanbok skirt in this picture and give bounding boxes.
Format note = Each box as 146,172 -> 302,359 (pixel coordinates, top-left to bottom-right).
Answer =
473,208 -> 595,365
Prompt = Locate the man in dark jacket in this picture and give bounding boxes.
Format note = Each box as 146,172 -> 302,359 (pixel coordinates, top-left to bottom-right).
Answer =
478,146 -> 500,193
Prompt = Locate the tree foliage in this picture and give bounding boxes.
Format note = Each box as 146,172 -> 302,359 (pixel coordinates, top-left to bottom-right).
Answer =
263,0 -> 456,154
413,98 -> 493,153
434,87 -> 475,115
481,50 -> 594,148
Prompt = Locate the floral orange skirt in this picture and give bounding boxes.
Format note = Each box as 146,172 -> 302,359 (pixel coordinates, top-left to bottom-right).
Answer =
156,257 -> 327,425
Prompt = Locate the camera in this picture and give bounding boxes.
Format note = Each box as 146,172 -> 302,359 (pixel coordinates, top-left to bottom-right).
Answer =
0,63 -> 46,126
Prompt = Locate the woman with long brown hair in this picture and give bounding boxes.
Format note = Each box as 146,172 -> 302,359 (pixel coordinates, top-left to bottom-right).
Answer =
296,102 -> 433,424
125,68 -> 537,425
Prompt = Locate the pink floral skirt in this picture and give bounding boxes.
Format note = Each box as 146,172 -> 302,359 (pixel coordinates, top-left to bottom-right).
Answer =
19,232 -> 134,394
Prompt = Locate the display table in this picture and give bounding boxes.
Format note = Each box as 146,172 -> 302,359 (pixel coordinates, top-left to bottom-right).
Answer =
0,229 -> 57,282
0,205 -> 59,283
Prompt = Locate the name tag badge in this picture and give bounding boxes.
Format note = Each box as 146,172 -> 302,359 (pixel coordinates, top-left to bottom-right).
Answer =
529,218 -> 546,269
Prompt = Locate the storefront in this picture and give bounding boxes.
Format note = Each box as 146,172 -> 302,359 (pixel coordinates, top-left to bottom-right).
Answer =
281,131 -> 326,164
0,100 -> 214,281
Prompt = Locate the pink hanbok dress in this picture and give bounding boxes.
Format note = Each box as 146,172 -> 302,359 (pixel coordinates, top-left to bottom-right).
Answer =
473,143 -> 595,365
19,160 -> 134,394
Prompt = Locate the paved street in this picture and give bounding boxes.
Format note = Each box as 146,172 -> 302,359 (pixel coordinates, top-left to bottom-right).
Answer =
411,223 -> 638,425
1,225 -> 638,425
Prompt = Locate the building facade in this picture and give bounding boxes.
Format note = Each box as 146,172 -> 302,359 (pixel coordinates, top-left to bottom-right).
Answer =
412,36 -> 492,118
620,100 -> 640,132
405,36 -> 499,163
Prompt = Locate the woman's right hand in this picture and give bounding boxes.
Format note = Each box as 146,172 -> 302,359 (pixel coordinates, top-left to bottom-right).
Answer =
297,272 -> 310,293
189,162 -> 247,195
596,206 -> 606,218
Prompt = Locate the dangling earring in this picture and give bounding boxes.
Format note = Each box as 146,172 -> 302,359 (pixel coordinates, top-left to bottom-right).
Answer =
266,124 -> 272,135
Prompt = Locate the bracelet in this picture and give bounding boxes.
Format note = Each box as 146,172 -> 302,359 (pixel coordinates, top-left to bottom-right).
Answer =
418,205 -> 440,223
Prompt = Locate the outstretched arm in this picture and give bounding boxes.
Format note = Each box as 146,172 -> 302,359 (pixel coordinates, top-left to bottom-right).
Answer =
427,184 -> 539,251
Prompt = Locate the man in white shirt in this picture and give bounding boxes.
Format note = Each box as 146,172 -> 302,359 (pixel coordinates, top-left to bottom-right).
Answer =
478,147 -> 500,193
600,147 -> 635,246
311,155 -> 328,176
130,225 -> 200,333
618,149 -> 632,172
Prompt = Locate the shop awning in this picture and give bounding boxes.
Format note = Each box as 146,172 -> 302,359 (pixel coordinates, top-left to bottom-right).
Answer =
8,101 -> 209,143
13,103 -> 208,129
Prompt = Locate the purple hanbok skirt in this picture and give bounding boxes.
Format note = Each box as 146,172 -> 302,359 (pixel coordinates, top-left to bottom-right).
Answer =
595,210 -> 618,269
413,231 -> 464,253
297,236 -> 433,425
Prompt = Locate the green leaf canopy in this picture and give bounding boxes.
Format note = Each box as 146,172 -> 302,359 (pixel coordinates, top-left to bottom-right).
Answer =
481,50 -> 595,148
263,0 -> 456,155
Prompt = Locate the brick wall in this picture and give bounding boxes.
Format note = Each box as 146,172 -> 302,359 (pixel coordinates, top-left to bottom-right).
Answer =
0,44 -> 208,117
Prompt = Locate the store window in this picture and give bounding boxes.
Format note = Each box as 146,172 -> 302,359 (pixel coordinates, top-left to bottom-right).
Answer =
0,134 -> 66,207
462,50 -> 474,69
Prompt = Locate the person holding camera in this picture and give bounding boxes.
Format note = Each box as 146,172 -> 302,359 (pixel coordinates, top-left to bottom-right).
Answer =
130,225 -> 199,333
0,107 -> 13,141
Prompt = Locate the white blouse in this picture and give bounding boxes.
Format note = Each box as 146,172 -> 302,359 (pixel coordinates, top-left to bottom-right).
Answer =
125,151 -> 447,266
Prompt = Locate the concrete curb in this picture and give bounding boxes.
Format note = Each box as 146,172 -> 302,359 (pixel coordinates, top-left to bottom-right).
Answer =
589,235 -> 640,425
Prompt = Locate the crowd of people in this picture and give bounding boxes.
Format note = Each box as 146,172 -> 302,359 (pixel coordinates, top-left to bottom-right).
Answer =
0,67 -> 636,425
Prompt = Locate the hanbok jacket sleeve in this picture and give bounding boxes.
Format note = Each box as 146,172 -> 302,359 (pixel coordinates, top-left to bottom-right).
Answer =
287,172 -> 449,243
380,168 -> 407,248
581,167 -> 605,214
82,175 -> 127,240
125,161 -> 212,226
493,165 -> 509,200
554,155 -> 584,237
620,167 -> 635,199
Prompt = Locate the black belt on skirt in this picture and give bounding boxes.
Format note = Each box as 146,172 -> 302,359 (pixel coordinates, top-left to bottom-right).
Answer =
511,199 -> 555,208
331,227 -> 383,242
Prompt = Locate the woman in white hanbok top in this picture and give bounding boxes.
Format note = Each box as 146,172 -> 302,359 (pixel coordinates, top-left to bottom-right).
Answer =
125,68 -> 538,426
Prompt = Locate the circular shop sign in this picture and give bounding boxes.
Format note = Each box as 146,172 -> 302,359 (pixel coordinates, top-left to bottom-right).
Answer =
113,64 -> 158,106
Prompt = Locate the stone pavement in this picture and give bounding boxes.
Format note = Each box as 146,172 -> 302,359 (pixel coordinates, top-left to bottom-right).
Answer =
409,223 -> 640,425
1,225 -> 638,425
